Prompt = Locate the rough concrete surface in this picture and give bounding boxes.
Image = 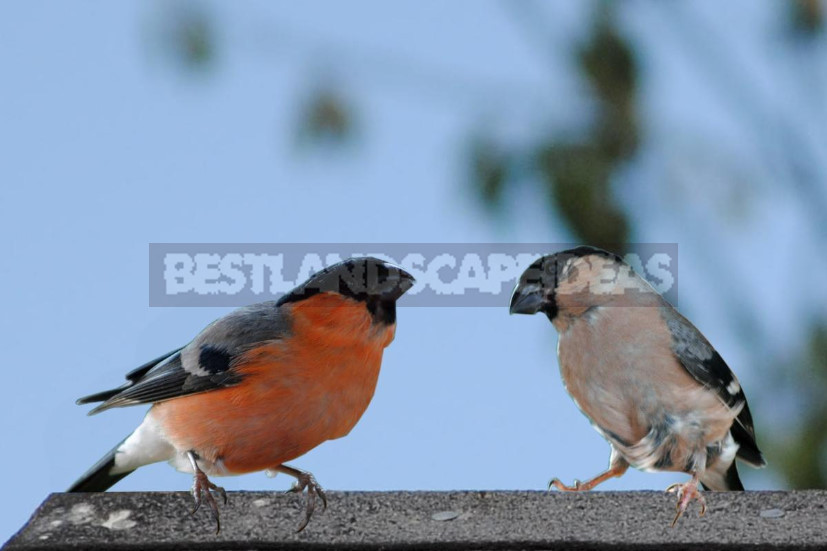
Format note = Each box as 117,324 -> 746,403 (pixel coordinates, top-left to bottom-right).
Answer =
4,490 -> 827,550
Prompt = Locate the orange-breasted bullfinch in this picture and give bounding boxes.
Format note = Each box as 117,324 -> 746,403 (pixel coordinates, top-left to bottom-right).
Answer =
509,246 -> 765,525
69,257 -> 415,533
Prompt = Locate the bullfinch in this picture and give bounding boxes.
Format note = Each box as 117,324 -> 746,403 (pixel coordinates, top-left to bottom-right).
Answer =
69,257 -> 414,533
509,246 -> 765,525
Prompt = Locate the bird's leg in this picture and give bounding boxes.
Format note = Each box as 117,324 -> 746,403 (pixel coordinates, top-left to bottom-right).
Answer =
549,457 -> 629,492
273,464 -> 328,532
187,451 -> 227,534
666,471 -> 706,527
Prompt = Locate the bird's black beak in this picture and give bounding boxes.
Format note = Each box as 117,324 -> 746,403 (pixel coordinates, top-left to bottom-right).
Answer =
381,265 -> 416,301
396,268 -> 416,296
509,284 -> 544,315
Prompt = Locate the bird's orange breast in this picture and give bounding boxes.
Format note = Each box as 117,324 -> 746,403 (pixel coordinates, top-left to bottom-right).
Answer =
151,294 -> 396,474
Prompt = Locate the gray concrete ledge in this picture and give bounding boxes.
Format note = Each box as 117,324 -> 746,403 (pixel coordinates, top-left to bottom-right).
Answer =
4,490 -> 827,550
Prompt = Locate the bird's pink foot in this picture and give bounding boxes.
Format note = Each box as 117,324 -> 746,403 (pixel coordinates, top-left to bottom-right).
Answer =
666,478 -> 706,527
191,469 -> 228,534
274,464 -> 328,532
188,452 -> 227,534
548,477 -> 587,491
548,462 -> 629,492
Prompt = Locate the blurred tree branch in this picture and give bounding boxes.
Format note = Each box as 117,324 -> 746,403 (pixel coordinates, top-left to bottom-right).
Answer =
773,324 -> 827,488
489,1 -> 635,249
150,2 -> 217,73
791,0 -> 824,35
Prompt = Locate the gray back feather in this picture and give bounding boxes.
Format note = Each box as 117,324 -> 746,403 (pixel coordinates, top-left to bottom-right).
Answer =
86,301 -> 291,414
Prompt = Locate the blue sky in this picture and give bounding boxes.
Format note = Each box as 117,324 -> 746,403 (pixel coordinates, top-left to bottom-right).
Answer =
3,0 -> 826,543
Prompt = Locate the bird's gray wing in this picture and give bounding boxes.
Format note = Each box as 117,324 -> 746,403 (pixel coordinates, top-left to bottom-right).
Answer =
661,307 -> 765,466
77,301 -> 291,415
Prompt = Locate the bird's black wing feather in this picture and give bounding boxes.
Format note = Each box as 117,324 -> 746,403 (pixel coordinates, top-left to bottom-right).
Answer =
78,301 -> 290,415
662,308 -> 766,467
85,350 -> 243,414
76,348 -> 185,405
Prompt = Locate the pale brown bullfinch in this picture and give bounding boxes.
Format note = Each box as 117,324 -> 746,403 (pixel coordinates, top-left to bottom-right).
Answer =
509,246 -> 765,525
69,257 -> 415,533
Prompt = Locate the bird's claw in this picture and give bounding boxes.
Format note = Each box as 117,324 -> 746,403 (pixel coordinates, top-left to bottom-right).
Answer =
548,477 -> 583,492
666,480 -> 705,527
191,470 -> 227,534
287,471 -> 328,532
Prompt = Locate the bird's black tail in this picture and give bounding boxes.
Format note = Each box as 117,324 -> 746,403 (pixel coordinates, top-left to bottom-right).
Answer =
700,461 -> 744,492
68,440 -> 134,492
